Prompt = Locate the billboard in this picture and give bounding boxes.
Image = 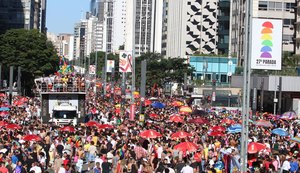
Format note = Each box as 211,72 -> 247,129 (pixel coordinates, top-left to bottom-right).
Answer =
250,18 -> 282,70
106,60 -> 115,72
119,51 -> 132,73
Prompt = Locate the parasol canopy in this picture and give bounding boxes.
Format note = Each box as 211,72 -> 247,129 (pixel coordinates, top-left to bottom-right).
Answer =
174,142 -> 198,152
139,129 -> 162,139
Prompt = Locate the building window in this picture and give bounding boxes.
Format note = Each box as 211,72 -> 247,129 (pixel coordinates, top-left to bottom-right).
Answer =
258,1 -> 268,11
285,3 -> 295,11
275,2 -> 283,11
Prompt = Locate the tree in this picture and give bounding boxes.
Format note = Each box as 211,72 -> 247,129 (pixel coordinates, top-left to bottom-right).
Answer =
0,29 -> 58,95
135,52 -> 195,87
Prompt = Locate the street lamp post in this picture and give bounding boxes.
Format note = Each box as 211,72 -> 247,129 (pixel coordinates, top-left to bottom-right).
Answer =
228,93 -> 231,107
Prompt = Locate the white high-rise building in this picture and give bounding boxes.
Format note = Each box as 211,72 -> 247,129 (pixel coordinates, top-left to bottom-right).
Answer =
125,0 -> 164,56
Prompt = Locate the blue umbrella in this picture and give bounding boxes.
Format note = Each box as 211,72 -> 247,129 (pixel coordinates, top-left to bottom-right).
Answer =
271,128 -> 289,137
291,137 -> 300,143
227,124 -> 242,134
0,107 -> 10,111
151,102 -> 165,109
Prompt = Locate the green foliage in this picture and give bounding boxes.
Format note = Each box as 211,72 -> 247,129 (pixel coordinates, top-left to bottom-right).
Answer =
0,29 -> 59,94
135,52 -> 195,87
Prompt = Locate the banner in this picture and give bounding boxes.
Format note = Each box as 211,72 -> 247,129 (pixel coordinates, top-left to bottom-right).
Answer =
250,18 -> 282,70
119,51 -> 132,73
130,104 -> 135,120
106,60 -> 115,72
89,65 -> 96,74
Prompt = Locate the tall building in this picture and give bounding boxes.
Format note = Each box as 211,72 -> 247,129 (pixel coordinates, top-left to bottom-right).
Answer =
47,33 -> 75,60
162,0 -> 228,58
90,0 -> 126,53
125,0 -> 164,56
231,0 -> 296,66
0,0 -> 47,34
73,13 -> 104,60
294,1 -> 300,55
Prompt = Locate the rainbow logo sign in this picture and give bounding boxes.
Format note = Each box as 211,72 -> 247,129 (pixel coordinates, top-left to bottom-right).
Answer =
260,21 -> 273,58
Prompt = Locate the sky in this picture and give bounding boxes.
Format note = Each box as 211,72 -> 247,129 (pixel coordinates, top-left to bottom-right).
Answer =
46,0 -> 89,34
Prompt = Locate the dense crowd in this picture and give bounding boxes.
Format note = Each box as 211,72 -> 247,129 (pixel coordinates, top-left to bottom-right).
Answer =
0,87 -> 299,173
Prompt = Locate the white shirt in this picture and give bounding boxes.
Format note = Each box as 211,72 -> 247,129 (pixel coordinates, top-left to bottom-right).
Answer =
29,166 -> 42,173
157,146 -> 163,159
57,167 -> 66,173
181,165 -> 194,173
95,157 -> 103,166
281,160 -> 291,171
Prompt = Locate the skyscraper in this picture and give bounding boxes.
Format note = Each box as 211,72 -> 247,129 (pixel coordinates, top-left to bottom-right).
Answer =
0,0 -> 47,34
125,0 -> 164,55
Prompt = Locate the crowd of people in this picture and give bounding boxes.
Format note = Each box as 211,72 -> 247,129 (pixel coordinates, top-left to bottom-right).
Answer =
0,85 -> 299,173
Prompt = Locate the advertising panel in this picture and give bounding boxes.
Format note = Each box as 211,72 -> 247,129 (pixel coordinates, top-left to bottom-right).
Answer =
251,18 -> 283,70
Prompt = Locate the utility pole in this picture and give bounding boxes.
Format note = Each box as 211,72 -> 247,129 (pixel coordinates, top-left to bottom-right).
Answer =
17,67 -> 21,95
274,77 -> 278,116
260,78 -> 264,113
9,66 -> 14,105
277,76 -> 282,114
131,0 -> 136,104
139,60 -> 147,113
0,64 -> 2,90
240,0 -> 253,171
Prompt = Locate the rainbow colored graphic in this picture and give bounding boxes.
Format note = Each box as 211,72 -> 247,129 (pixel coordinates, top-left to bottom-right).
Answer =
260,21 -> 273,58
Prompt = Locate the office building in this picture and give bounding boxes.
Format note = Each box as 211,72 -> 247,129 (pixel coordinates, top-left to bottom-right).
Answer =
125,0 -> 164,55
162,0 -> 227,58
295,1 -> 300,55
0,0 -> 47,34
231,0 -> 296,66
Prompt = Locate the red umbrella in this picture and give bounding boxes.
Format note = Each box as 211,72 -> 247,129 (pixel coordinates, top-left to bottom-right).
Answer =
0,93 -> 6,97
188,118 -> 210,124
208,131 -> 225,137
86,121 -> 100,127
221,119 -> 235,125
23,134 -> 42,142
115,108 -> 121,114
170,115 -> 184,123
19,97 -> 29,103
248,142 -> 266,154
149,113 -> 159,119
210,126 -> 226,132
60,126 -> 75,132
139,129 -> 162,139
0,121 -> 8,126
13,100 -> 24,107
144,100 -> 152,106
174,142 -> 198,152
0,111 -> 9,116
98,124 -> 114,129
255,120 -> 273,127
171,131 -> 192,139
5,124 -> 22,130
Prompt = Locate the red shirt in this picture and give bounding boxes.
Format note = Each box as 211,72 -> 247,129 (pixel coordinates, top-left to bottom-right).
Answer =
0,166 -> 9,173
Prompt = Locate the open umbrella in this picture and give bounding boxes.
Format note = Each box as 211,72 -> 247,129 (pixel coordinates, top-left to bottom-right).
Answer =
0,107 -> 10,111
13,100 -> 24,107
227,124 -> 242,133
86,121 -> 100,127
254,120 -> 273,127
280,111 -> 296,120
60,126 -> 75,132
221,119 -> 235,125
5,124 -> 22,130
271,128 -> 289,137
0,93 -> 6,97
174,142 -> 198,152
171,131 -> 192,139
19,97 -> 29,103
149,113 -> 159,119
0,111 -> 9,116
144,100 -> 152,106
0,121 -> 8,126
98,124 -> 114,129
290,137 -> 300,143
151,102 -> 165,109
139,129 -> 162,139
210,126 -> 226,132
191,109 -> 208,116
171,101 -> 184,107
23,134 -> 42,142
208,131 -> 225,137
179,106 -> 192,113
248,142 -> 266,154
188,118 -> 210,124
170,115 -> 184,123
